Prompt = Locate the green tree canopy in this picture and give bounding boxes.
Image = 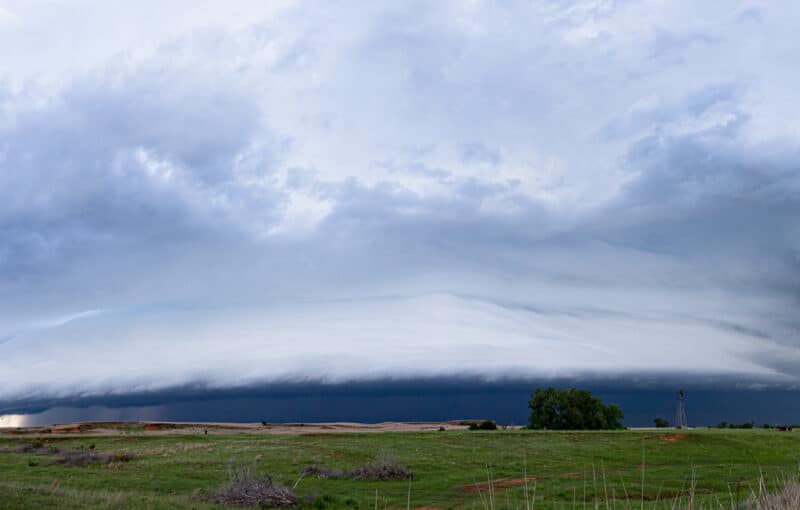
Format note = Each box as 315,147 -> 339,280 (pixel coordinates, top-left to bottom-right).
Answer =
527,387 -> 624,430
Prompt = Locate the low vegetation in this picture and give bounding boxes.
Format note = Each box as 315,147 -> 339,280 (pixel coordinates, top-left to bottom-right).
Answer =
748,481 -> 800,510
203,461 -> 298,508
349,456 -> 414,481
0,442 -> 133,467
302,455 -> 413,481
717,420 -> 756,429
468,420 -> 498,431
1,428 -> 799,509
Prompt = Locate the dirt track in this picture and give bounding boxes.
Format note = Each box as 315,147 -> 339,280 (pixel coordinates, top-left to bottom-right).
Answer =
0,420 -> 487,436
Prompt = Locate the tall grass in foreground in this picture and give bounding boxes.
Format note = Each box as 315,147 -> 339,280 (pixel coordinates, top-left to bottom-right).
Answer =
213,455 -> 800,509
471,465 -> 800,510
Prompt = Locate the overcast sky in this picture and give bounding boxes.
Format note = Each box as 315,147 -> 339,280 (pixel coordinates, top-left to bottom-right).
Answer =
1,0 -> 800,402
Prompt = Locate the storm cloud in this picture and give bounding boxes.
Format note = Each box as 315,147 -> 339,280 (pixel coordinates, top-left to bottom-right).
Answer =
1,0 -> 800,403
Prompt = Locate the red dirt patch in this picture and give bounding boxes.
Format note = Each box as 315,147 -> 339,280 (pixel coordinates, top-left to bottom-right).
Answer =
658,434 -> 691,442
52,425 -> 84,434
551,472 -> 582,479
143,423 -> 177,431
463,476 -> 537,494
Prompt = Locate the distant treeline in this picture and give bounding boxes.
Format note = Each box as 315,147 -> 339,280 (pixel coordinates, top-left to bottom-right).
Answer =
718,421 -> 797,429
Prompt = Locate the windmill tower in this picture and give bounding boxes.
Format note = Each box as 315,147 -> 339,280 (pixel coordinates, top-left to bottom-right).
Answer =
674,388 -> 688,429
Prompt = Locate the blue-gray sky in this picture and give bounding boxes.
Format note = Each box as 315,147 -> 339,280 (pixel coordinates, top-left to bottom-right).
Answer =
1,0 -> 800,402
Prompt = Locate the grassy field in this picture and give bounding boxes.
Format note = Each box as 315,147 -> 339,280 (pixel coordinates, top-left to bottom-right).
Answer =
1,428 -> 799,509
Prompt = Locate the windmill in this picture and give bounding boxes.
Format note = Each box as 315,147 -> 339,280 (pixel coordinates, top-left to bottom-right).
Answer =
674,388 -> 688,429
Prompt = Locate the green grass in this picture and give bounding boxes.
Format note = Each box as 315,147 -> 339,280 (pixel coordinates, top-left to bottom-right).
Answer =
1,429 -> 799,509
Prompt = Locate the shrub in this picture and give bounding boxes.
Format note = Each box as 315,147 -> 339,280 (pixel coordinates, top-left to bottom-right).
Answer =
304,455 -> 413,482
52,450 -> 134,467
302,465 -> 346,479
654,417 -> 669,428
718,421 -> 756,429
2,443 -> 132,467
350,456 -> 413,481
206,461 -> 297,508
468,420 -> 498,431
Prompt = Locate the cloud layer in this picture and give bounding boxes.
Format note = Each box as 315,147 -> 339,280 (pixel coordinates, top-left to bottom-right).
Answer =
2,0 -> 800,402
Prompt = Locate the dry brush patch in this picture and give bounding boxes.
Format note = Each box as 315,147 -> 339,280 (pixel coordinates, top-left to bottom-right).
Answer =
0,442 -> 134,467
203,459 -> 299,508
463,476 -> 538,494
302,455 -> 414,482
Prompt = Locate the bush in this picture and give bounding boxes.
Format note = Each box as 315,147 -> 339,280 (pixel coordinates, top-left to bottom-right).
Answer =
468,420 -> 498,431
303,455 -> 413,482
206,461 -> 297,508
350,456 -> 413,481
302,465 -> 346,479
654,417 -> 669,428
528,387 -> 624,430
718,421 -> 755,429
2,443 -> 133,467
53,449 -> 134,467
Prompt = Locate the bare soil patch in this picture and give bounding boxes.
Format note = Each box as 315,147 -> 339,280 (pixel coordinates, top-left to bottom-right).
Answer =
658,434 -> 692,442
2,421 -> 472,437
461,470 -> 585,494
463,476 -> 537,494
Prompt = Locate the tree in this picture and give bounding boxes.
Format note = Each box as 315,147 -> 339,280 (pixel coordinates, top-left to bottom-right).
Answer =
528,387 -> 625,430
654,417 -> 669,428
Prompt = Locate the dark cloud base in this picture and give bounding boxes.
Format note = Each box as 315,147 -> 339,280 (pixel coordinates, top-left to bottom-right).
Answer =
3,377 -> 800,427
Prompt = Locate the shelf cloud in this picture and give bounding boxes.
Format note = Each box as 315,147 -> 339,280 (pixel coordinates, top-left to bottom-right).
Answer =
1,1 -> 799,402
